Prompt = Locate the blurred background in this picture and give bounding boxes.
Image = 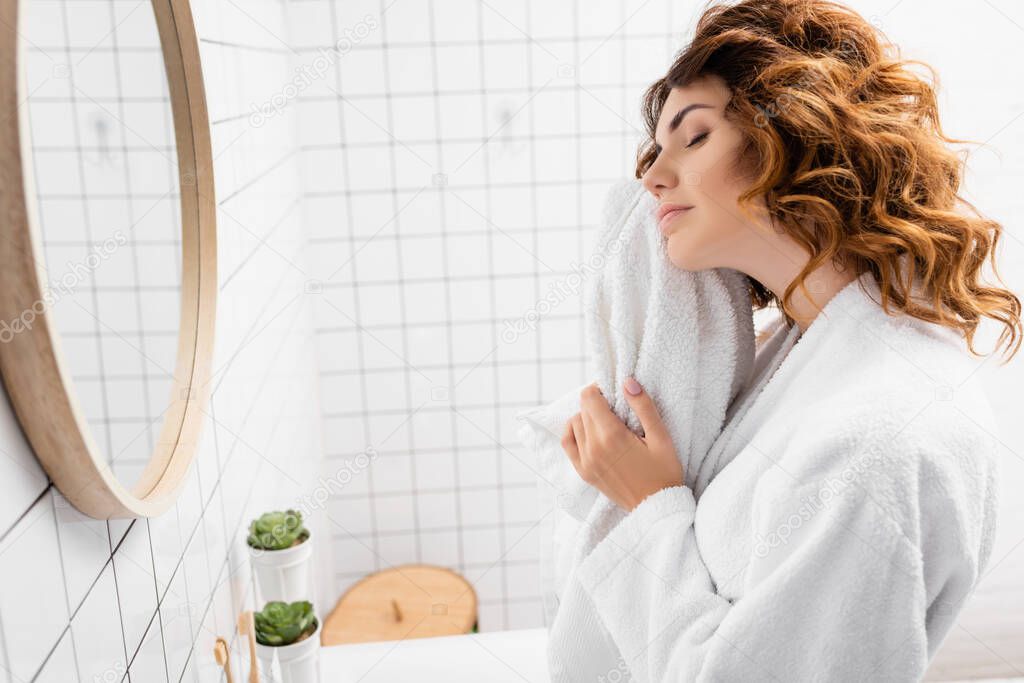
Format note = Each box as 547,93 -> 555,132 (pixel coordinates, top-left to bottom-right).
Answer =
0,0 -> 1021,681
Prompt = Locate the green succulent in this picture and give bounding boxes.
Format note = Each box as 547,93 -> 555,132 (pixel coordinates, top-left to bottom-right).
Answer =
254,601 -> 318,646
246,509 -> 309,551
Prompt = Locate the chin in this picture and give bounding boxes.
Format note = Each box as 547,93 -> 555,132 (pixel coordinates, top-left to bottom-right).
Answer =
665,248 -> 705,272
664,234 -> 710,272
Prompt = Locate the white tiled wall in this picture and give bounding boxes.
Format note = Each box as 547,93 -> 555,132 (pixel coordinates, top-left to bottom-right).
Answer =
0,0 -> 325,681
288,0 -> 699,632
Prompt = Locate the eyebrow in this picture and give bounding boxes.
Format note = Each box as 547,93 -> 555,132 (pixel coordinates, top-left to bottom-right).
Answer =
655,102 -> 714,147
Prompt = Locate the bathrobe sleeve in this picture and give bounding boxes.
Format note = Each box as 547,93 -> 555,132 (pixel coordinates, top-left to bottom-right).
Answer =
571,435 -> 989,683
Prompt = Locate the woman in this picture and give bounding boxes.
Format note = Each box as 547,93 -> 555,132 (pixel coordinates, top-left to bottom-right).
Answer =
560,0 -> 1021,680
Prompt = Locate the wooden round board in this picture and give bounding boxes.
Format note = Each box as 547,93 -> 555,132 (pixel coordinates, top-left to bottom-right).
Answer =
322,563 -> 478,645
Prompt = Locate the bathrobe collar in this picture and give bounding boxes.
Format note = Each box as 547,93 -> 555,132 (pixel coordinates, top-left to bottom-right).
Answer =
693,270 -> 886,499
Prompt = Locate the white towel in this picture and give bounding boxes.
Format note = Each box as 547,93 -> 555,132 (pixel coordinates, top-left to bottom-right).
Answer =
512,176 -> 756,627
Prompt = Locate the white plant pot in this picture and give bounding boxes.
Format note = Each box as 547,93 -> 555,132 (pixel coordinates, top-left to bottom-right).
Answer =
255,618 -> 321,683
249,536 -> 313,603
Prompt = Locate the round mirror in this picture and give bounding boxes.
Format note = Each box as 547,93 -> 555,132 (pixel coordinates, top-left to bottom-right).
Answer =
0,0 -> 216,518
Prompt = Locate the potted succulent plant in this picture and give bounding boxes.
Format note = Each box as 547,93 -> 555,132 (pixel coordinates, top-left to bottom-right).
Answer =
254,600 -> 321,683
247,509 -> 313,602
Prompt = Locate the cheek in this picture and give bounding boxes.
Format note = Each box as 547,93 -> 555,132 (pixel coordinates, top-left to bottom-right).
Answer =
687,150 -> 758,241
662,207 -> 732,271
689,128 -> 751,208
693,152 -> 746,207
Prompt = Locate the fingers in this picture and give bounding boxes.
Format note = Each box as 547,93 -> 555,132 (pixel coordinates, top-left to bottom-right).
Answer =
561,414 -> 583,471
623,376 -> 670,446
579,382 -> 619,435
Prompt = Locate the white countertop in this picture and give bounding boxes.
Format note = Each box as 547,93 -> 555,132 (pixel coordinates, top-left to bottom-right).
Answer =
320,627 -> 549,682
318,627 -> 1024,682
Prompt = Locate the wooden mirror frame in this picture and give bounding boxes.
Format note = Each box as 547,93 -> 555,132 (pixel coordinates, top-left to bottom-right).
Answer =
0,0 -> 216,518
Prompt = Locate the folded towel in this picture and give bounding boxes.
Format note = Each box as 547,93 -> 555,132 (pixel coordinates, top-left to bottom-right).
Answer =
513,176 -> 757,626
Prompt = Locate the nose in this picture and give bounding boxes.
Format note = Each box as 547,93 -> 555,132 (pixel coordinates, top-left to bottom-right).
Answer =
641,153 -> 678,201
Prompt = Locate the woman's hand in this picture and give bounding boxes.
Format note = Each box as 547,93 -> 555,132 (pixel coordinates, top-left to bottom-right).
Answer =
561,377 -> 684,512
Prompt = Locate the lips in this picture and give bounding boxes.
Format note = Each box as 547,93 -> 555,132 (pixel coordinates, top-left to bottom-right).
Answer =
656,204 -> 693,234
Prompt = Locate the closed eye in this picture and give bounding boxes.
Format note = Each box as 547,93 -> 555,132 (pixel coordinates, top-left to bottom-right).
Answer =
687,131 -> 709,148
653,131 -> 707,158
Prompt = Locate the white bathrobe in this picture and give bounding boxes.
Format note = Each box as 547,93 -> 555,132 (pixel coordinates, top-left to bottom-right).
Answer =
551,271 -> 1001,682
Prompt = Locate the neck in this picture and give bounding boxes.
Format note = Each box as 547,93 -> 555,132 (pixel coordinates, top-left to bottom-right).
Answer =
746,253 -> 858,334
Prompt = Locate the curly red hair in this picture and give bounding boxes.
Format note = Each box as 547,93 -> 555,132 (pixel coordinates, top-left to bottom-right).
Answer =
637,0 -> 1021,361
